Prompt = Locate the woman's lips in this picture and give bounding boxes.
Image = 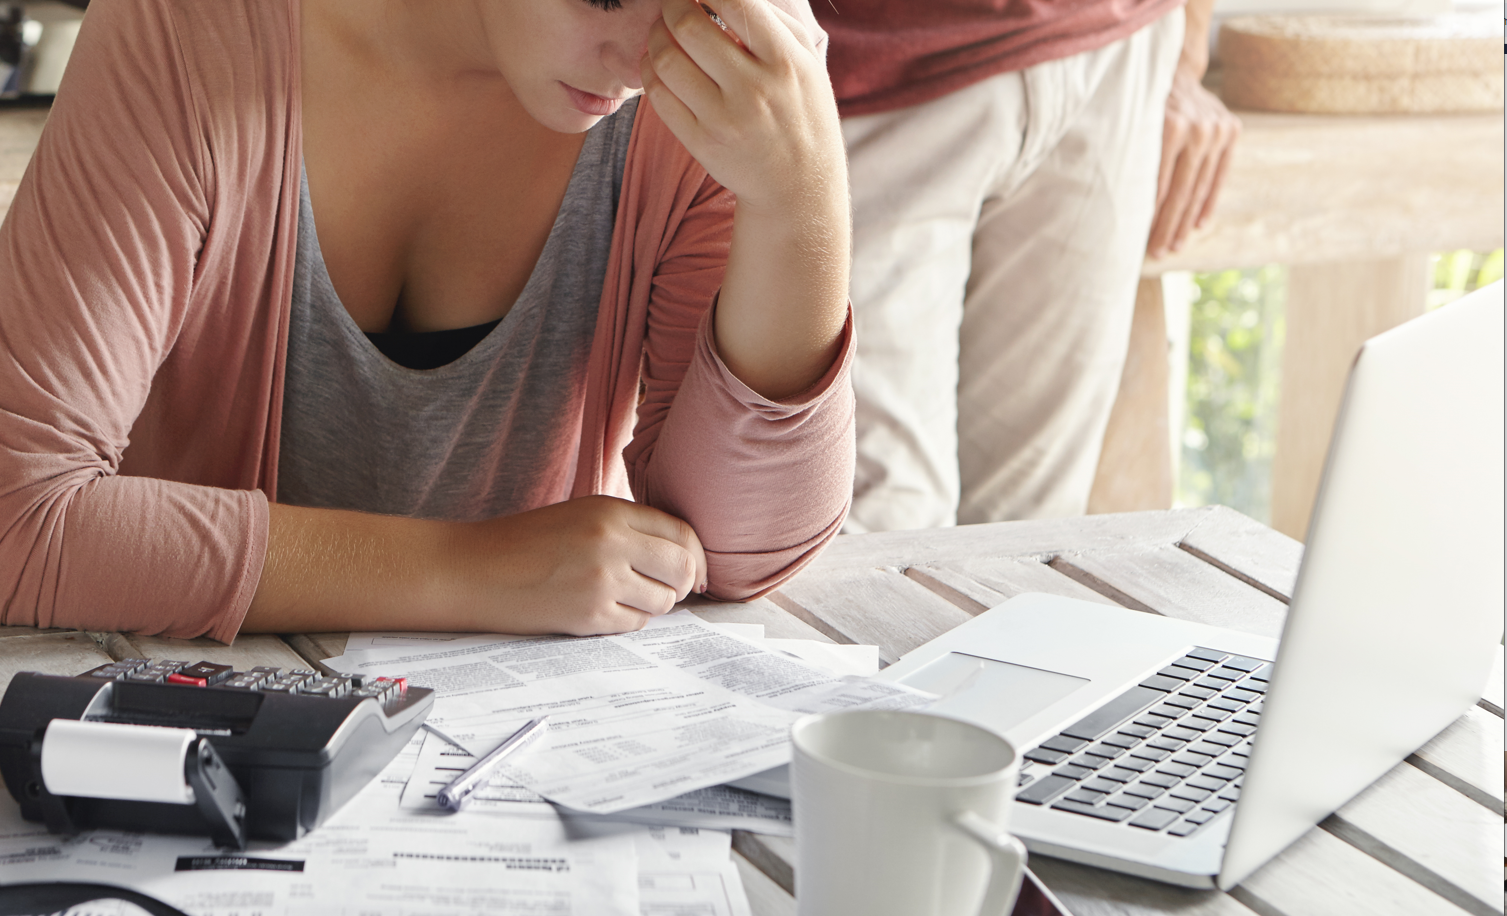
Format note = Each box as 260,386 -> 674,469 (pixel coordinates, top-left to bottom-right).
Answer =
562,83 -> 626,116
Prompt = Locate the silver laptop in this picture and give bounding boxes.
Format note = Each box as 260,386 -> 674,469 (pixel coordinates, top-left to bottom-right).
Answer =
735,282 -> 1505,889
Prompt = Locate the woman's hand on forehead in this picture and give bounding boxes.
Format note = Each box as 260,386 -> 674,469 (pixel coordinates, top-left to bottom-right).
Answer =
639,0 -> 844,218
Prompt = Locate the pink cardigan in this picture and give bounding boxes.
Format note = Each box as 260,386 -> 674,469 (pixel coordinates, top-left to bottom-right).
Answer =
0,0 -> 853,642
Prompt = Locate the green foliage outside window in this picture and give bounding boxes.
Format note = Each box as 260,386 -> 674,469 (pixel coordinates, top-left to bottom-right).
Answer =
1177,266 -> 1286,523
1176,248 -> 1502,524
1429,248 -> 1503,310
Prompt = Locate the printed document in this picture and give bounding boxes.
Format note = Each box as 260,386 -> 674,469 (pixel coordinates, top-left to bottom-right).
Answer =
325,611 -> 931,813
0,731 -> 759,916
0,737 -> 639,916
405,727 -> 792,835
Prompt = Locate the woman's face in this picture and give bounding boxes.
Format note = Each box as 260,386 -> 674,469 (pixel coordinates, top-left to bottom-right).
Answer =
477,0 -> 663,134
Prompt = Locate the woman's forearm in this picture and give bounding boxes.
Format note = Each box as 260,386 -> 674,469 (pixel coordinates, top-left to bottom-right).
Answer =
242,496 -> 706,636
242,502 -> 458,633
640,0 -> 851,402
714,186 -> 851,401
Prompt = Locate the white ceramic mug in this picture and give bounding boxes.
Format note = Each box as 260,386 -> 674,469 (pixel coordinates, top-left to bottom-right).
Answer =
791,710 -> 1027,916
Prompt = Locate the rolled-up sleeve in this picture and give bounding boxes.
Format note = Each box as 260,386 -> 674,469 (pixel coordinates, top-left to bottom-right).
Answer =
622,175 -> 855,600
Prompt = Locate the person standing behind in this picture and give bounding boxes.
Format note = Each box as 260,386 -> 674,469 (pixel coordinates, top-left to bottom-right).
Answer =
819,0 -> 1241,531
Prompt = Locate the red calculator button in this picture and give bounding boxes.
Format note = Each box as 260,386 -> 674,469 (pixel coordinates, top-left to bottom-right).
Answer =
166,673 -> 208,686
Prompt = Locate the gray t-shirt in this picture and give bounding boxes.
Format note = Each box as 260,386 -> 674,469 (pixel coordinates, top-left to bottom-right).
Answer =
277,98 -> 639,521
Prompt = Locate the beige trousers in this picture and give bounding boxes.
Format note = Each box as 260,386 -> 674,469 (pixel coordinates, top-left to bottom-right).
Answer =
842,9 -> 1184,532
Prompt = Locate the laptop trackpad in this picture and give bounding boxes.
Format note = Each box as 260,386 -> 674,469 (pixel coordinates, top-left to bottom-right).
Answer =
728,653 -> 1091,798
899,652 -> 1089,736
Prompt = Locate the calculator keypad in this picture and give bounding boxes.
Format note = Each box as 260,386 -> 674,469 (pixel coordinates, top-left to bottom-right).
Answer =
80,660 -> 404,703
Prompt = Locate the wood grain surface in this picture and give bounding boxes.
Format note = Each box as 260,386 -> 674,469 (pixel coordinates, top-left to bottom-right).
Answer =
1408,706 -> 1505,816
735,850 -> 795,916
0,631 -> 111,686
116,633 -> 311,671
1177,506 -> 1303,602
1326,762 -> 1503,916
1231,826 -> 1471,916
770,565 -> 974,663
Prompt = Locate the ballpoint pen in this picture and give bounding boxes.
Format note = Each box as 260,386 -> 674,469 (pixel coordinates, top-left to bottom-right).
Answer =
435,716 -> 550,812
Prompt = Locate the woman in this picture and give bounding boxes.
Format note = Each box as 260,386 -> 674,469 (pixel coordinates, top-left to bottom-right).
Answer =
0,0 -> 853,641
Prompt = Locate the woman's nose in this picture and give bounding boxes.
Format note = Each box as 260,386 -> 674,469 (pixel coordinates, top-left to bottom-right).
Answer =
603,4 -> 663,91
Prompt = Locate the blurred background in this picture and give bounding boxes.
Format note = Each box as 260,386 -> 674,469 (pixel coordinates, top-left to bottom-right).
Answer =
1168,250 -> 1503,527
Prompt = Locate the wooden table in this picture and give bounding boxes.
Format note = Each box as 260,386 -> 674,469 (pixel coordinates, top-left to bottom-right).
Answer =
2,506 -> 1501,915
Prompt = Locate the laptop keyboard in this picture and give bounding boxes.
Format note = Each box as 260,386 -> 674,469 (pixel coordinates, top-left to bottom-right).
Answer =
1014,647 -> 1269,838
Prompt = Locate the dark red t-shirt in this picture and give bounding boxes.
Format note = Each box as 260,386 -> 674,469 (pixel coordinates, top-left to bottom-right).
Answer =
815,0 -> 1185,117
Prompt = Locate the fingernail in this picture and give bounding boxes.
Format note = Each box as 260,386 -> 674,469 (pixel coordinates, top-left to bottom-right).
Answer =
698,581 -> 708,594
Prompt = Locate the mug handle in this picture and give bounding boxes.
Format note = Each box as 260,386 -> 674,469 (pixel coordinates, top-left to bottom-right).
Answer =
952,810 -> 1028,916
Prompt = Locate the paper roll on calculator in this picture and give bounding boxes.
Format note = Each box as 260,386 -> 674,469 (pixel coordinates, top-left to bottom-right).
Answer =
0,658 -> 435,846
40,719 -> 198,805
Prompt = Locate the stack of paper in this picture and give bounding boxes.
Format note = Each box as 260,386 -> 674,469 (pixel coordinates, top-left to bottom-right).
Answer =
0,729 -> 751,915
0,614 -> 913,915
322,611 -> 929,815
404,725 -> 796,835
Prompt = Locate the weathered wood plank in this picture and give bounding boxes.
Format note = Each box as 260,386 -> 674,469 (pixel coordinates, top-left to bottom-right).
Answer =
118,633 -> 310,670
1178,506 -> 1303,603
769,566 -> 974,665
908,557 -> 1125,615
808,509 -> 1209,571
1053,545 -> 1288,638
686,598 -> 836,642
284,633 -> 347,663
1232,825 -> 1471,916
91,632 -> 141,662
1407,707 -> 1504,815
1087,278 -> 1175,518
1028,857 -> 1258,916
736,849 -> 795,916
1325,761 -> 1503,916
0,632 -> 112,687
901,565 -> 1003,614
733,832 -> 795,897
